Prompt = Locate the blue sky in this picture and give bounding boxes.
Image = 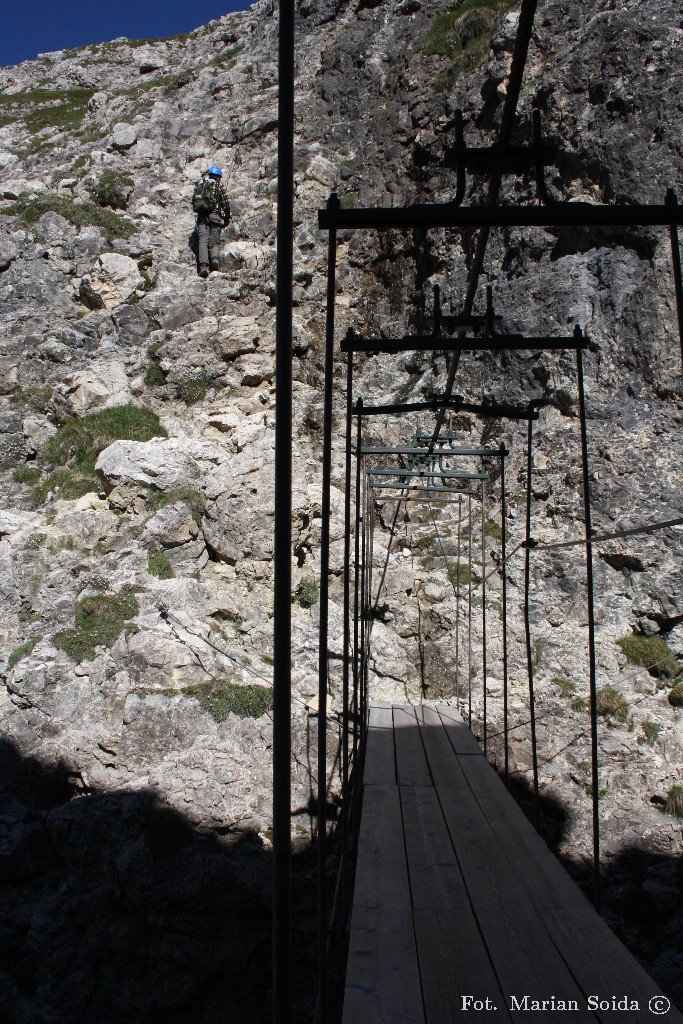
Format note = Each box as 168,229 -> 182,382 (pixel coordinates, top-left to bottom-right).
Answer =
2,0 -> 253,68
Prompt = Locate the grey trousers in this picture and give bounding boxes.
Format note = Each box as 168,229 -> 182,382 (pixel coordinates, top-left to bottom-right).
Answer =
197,217 -> 222,270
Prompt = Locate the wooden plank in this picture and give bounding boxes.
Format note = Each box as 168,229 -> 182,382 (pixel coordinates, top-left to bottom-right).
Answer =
400,784 -> 512,1024
343,784 -> 425,1024
414,909 -> 514,1024
436,703 -> 485,755
417,710 -> 595,1020
393,704 -> 432,787
401,784 -> 471,911
432,782 -> 597,1023
363,701 -> 395,786
451,749 -> 683,1023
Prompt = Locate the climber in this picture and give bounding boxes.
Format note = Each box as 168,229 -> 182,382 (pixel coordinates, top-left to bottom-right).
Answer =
191,165 -> 231,278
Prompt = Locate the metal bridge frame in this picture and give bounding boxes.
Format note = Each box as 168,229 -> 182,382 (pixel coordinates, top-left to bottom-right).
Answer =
273,0 -> 683,1019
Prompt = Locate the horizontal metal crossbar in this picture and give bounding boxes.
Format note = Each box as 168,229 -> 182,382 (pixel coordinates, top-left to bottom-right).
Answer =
370,483 -> 474,495
372,494 -> 467,504
356,399 -> 540,420
319,200 -> 683,231
367,467 -> 489,480
342,329 -> 586,353
362,445 -> 508,457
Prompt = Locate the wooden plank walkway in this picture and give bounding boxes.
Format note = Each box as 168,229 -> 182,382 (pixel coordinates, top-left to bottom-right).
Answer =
343,701 -> 683,1024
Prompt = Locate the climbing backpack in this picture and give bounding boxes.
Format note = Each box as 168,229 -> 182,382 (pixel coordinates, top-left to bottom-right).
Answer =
192,178 -> 218,215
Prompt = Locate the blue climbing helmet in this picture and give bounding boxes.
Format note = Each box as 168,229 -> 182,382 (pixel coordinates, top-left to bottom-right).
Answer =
207,165 -> 222,177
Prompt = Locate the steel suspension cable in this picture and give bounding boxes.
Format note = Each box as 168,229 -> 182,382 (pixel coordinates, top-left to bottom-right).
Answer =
468,494 -> 473,728
481,478 -> 488,755
576,348 -> 601,910
524,410 -> 541,830
340,352 -> 353,921
456,498 -> 462,706
500,443 -> 510,785
352,400 -> 363,840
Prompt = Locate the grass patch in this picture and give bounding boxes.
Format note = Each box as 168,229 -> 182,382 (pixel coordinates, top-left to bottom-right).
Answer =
668,684 -> 683,708
664,785 -> 683,819
641,720 -> 660,746
24,532 -> 47,550
144,486 -> 206,526
484,518 -> 509,541
184,679 -> 273,721
595,686 -> 629,723
8,635 -> 42,669
5,193 -> 136,244
572,696 -> 588,712
144,357 -> 166,387
10,386 -> 52,414
339,191 -> 358,210
88,169 -> 134,210
44,404 -> 166,475
0,87 -> 93,135
14,465 -> 42,485
447,562 -> 471,587
147,545 -> 175,579
616,634 -> 680,678
553,676 -> 576,695
53,591 -> 139,662
416,0 -> 515,83
295,578 -> 319,608
176,372 -> 213,405
0,435 -> 27,470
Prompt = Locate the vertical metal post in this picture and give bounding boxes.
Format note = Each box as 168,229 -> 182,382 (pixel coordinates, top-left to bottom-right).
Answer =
665,190 -> 683,368
524,409 -> 540,830
317,192 -> 339,1024
360,471 -> 368,761
273,0 -> 295,1018
455,499 -> 462,705
341,351 -> 354,921
500,445 -> 509,786
352,400 -> 363,832
467,494 -> 473,728
576,339 -> 601,910
481,478 -> 488,756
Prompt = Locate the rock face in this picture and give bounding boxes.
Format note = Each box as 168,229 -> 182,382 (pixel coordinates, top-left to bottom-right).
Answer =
0,0 -> 682,1017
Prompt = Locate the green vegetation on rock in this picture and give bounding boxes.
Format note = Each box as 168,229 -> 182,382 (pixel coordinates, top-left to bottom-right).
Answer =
664,785 -> 683,819
5,194 -> 136,244
616,634 -> 680,678
0,87 -> 94,138
88,169 -> 134,210
295,578 -> 319,608
641,720 -> 660,746
8,635 -> 42,669
147,545 -> 175,579
144,486 -> 206,526
184,679 -> 274,721
416,0 -> 515,84
595,686 -> 629,723
668,684 -> 683,708
447,562 -> 471,587
30,405 -> 167,504
553,676 -> 576,695
53,591 -> 139,662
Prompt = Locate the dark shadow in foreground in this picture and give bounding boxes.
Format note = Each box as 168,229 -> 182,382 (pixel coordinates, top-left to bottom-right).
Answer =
0,738 -> 342,1024
492,764 -> 683,1012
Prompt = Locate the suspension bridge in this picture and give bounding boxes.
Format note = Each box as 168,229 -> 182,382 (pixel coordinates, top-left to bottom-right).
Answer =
271,0 -> 683,1020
